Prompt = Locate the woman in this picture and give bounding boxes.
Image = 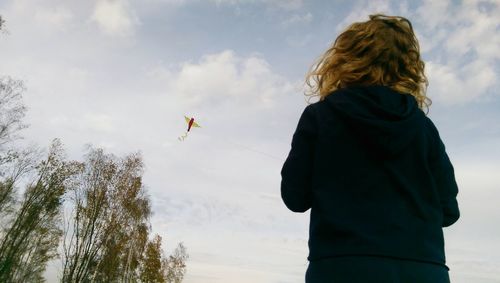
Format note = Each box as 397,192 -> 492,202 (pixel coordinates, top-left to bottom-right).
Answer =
280,14 -> 460,283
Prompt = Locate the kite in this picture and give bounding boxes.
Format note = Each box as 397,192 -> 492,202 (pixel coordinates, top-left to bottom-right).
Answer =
178,115 -> 201,141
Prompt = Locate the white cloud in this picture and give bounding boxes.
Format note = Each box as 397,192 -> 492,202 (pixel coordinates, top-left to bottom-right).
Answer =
211,0 -> 304,10
145,0 -> 304,10
166,49 -> 299,112
81,113 -> 116,132
414,0 -> 500,104
446,4 -> 500,61
415,0 -> 451,31
269,0 -> 304,11
34,6 -> 74,31
335,0 -> 393,32
426,60 -> 496,104
91,0 -> 140,37
280,12 -> 313,27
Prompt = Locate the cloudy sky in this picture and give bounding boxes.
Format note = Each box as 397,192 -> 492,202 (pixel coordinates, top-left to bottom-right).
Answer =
1,0 -> 499,282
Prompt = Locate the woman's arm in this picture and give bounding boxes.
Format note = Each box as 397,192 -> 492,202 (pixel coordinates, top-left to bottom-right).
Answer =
281,105 -> 318,213
432,142 -> 460,227
426,118 -> 460,227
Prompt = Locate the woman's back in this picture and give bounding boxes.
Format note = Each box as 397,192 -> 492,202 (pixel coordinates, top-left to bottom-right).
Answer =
281,85 -> 459,268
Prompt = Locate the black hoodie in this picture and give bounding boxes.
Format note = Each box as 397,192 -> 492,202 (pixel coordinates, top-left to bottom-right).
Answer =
281,85 -> 460,270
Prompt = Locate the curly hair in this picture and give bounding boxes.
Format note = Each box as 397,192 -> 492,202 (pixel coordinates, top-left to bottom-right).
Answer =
305,14 -> 431,114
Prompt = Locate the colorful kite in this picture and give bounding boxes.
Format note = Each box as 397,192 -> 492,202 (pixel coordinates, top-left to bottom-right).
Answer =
178,115 -> 201,141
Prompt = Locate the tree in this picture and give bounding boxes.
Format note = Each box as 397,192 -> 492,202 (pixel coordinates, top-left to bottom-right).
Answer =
140,235 -> 189,283
92,149 -> 152,282
162,242 -> 188,283
62,146 -> 155,282
61,146 -> 189,283
0,77 -> 28,150
61,146 -> 117,282
0,146 -> 41,219
0,76 -> 29,214
141,234 -> 165,283
0,40 -> 65,280
0,138 -> 80,282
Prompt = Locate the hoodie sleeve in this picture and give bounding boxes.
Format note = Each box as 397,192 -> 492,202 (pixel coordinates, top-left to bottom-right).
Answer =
281,105 -> 317,213
426,118 -> 460,227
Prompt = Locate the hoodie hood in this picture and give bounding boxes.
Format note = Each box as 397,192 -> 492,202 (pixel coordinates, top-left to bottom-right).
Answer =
326,85 -> 424,158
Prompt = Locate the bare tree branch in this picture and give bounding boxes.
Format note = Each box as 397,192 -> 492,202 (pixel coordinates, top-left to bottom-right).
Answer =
0,77 -> 28,150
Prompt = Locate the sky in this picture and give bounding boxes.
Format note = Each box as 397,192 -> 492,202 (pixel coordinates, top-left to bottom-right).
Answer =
0,0 -> 499,282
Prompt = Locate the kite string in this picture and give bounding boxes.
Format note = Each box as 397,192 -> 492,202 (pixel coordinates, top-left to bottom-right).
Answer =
226,139 -> 285,162
206,133 -> 286,162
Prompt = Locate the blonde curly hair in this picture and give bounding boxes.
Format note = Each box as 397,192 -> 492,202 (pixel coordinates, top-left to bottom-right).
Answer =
305,14 -> 431,114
